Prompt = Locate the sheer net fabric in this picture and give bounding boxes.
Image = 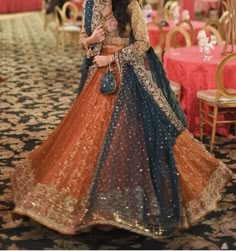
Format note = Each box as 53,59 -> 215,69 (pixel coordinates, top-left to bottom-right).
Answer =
12,48 -> 232,238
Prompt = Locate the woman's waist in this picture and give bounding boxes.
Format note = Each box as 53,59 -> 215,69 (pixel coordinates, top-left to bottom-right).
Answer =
101,45 -> 124,55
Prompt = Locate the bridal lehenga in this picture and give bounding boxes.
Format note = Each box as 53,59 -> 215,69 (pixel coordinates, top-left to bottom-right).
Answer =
11,0 -> 232,239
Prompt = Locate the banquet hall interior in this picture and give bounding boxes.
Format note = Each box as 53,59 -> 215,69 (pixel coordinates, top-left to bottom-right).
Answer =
0,0 -> 235,250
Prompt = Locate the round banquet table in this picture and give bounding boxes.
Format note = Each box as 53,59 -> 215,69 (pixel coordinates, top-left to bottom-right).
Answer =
0,0 -> 42,14
147,20 -> 205,49
163,45 -> 236,136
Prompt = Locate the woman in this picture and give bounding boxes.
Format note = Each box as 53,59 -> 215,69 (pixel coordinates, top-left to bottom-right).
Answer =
12,0 -> 232,239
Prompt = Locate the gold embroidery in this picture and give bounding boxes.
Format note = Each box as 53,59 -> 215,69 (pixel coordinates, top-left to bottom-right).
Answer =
135,63 -> 186,131
127,0 -> 150,56
180,161 -> 232,228
12,151 -> 232,238
173,130 -> 233,228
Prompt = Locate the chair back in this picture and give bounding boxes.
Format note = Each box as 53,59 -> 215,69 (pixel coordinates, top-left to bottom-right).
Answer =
54,5 -> 65,27
146,21 -> 165,48
222,0 -> 229,12
205,19 -> 224,39
176,19 -> 194,42
165,26 -> 192,50
219,11 -> 230,24
215,52 -> 236,99
220,0 -> 230,24
164,1 -> 172,20
62,1 -> 80,24
147,21 -> 165,61
203,24 -> 223,45
164,0 -> 178,20
70,0 -> 83,12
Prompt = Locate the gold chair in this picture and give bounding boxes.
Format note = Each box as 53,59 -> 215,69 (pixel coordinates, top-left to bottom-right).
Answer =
176,19 -> 194,43
169,80 -> 181,102
169,1 -> 179,14
203,24 -> 223,45
43,12 -> 55,31
219,10 -> 230,24
146,21 -> 165,61
196,52 -> 236,152
62,1 -> 82,25
222,0 -> 229,12
42,0 -> 55,31
205,19 -> 225,40
219,11 -> 230,41
165,26 -> 192,51
164,0 -> 178,20
220,0 -> 229,22
54,5 -> 81,51
139,0 -> 144,7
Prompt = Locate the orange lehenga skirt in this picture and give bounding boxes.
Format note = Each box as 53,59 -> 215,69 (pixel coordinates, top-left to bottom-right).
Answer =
11,46 -> 232,239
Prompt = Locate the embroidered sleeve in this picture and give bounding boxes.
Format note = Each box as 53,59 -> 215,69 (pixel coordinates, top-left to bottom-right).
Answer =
79,16 -> 89,50
115,0 -> 150,63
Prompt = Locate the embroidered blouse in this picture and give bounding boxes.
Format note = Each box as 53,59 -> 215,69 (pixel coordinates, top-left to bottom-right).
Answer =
79,0 -> 150,58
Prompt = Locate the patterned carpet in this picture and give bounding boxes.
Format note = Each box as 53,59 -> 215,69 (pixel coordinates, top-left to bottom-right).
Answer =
0,12 -> 235,250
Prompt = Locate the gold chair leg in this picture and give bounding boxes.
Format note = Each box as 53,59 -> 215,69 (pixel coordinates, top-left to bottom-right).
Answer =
210,106 -> 218,152
199,100 -> 203,141
44,14 -> 47,31
72,33 -> 77,47
235,113 -> 236,136
62,32 -> 65,52
55,31 -> 59,51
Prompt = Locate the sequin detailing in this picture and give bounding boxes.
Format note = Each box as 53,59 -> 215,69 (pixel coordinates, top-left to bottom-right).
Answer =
12,0 -> 232,240
115,46 -> 186,132
12,131 -> 232,237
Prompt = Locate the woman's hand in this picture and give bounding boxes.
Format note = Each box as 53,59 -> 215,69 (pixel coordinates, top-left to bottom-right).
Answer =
93,55 -> 114,67
93,56 -> 109,67
88,25 -> 105,45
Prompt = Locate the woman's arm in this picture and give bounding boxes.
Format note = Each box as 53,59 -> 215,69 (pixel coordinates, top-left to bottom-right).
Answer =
115,0 -> 150,64
79,16 -> 105,50
93,0 -> 150,68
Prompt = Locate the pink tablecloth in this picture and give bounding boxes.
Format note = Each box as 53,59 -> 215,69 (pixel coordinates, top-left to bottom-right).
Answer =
0,0 -> 42,14
147,20 -> 205,48
163,45 -> 236,136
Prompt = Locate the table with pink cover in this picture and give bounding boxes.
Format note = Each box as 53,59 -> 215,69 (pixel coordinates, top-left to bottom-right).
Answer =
163,45 -> 236,136
147,20 -> 205,48
0,0 -> 42,14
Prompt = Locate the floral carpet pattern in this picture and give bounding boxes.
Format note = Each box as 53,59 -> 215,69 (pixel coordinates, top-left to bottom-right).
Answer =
0,12 -> 235,250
